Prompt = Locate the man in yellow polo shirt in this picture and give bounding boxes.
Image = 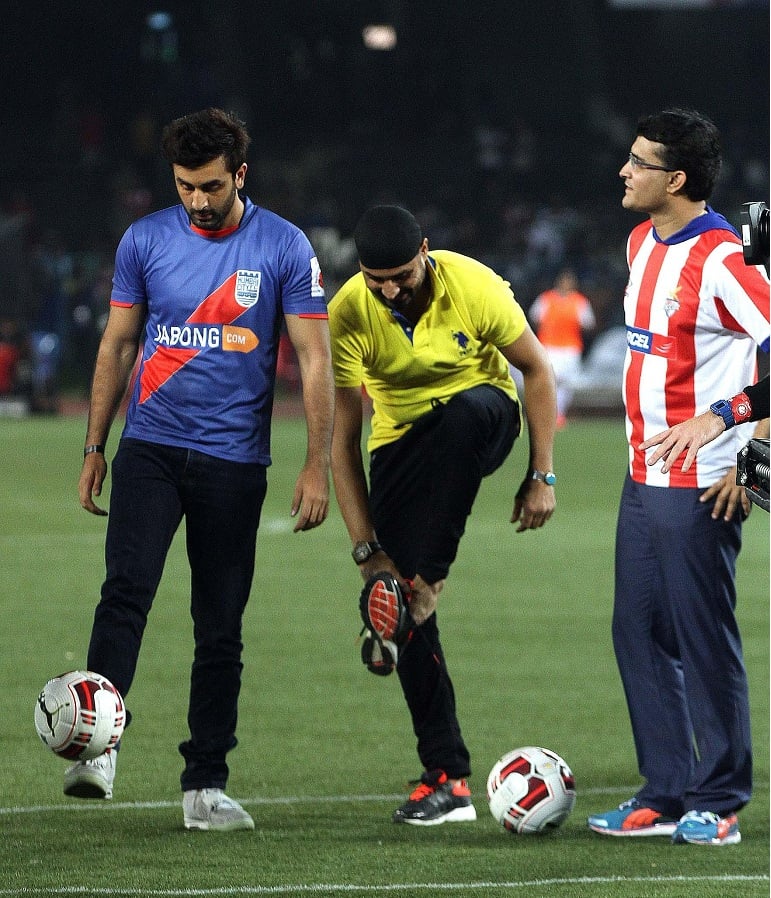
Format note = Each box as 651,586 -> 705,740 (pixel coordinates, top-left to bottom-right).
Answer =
329,205 -> 558,826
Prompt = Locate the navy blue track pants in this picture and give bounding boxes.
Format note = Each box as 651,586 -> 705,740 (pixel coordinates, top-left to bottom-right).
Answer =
613,475 -> 751,817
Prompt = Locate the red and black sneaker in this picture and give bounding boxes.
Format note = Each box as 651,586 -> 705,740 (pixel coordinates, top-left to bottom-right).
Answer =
392,770 -> 477,826
365,574 -> 411,642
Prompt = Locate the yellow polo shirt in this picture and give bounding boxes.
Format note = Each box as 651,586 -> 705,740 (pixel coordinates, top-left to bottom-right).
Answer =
329,250 -> 526,451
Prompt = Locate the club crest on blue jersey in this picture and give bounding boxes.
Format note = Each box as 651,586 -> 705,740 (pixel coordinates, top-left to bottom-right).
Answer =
235,270 -> 262,307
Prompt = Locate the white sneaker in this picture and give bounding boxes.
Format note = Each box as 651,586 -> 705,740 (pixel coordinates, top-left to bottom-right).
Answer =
63,749 -> 117,800
183,788 -> 254,831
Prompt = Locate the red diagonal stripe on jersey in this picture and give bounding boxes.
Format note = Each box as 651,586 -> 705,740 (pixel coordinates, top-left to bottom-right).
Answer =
139,273 -> 248,404
187,272 -> 246,324
139,346 -> 199,403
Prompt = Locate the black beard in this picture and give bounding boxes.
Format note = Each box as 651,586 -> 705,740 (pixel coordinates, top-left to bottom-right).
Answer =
188,185 -> 238,230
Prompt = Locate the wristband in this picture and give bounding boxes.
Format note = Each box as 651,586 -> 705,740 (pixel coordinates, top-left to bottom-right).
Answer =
729,392 -> 753,425
84,444 -> 105,457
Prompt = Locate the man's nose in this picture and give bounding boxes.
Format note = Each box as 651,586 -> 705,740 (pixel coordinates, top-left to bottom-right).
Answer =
191,190 -> 209,210
381,280 -> 400,300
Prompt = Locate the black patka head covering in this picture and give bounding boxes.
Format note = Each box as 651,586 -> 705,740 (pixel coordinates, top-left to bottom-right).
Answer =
353,205 -> 423,269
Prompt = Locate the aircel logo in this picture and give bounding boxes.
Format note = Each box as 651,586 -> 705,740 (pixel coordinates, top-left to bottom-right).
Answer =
153,324 -> 259,353
626,325 -> 676,358
626,327 -> 652,351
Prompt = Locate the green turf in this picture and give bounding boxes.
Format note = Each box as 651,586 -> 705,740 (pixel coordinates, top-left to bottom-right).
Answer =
0,415 -> 767,897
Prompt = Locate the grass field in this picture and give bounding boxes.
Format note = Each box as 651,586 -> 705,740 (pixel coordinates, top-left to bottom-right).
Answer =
0,414 -> 768,897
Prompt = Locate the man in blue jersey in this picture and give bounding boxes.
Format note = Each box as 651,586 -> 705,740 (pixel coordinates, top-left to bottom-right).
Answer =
66,108 -> 334,831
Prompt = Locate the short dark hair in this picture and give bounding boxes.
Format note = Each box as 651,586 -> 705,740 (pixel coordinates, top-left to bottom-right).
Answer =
353,205 -> 423,269
161,108 -> 251,174
636,107 -> 721,201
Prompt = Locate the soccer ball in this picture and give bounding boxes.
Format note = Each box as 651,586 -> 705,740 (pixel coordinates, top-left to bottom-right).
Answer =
34,670 -> 125,760
487,746 -> 576,834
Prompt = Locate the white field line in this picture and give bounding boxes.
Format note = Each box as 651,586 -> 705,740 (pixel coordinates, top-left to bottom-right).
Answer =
0,784 -> 642,816
0,876 -> 768,895
2,790 -> 768,895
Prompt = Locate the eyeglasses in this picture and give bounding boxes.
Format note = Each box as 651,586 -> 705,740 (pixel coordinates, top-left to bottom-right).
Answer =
628,152 -> 676,173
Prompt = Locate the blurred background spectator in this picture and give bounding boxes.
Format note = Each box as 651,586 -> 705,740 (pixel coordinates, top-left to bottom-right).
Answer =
528,269 -> 596,427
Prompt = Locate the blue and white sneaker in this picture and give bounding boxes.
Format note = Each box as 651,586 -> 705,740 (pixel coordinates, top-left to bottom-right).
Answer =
672,810 -> 741,846
587,797 -> 677,837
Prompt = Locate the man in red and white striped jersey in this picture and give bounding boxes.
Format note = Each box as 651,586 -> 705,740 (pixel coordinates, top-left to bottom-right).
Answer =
588,108 -> 769,848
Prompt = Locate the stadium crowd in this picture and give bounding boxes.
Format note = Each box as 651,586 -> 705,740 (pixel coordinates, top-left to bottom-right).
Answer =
0,93 -> 766,413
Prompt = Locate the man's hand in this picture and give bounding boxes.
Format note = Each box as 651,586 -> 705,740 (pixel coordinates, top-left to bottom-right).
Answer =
290,464 -> 329,531
357,549 -> 400,583
409,575 -> 443,626
79,455 -> 109,516
639,410 -> 725,473
701,467 -> 750,521
511,479 -> 555,532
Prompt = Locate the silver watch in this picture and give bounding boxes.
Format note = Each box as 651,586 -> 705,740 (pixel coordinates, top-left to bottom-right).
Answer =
352,540 -> 382,565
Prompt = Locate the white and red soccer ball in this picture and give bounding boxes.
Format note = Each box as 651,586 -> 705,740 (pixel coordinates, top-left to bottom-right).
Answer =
487,746 -> 576,834
34,670 -> 125,760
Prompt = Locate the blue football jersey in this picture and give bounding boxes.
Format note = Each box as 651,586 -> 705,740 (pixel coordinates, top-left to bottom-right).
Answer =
112,198 -> 327,464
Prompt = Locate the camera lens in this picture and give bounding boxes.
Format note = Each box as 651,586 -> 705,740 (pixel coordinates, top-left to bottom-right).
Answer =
758,204 -> 769,249
740,201 -> 770,269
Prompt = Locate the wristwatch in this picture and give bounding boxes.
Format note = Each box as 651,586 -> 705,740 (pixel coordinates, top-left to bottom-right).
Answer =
730,392 -> 753,425
352,540 -> 382,565
709,399 -> 735,430
531,470 -> 557,486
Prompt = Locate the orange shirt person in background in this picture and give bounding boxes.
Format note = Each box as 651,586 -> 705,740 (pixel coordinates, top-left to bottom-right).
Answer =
528,268 -> 596,427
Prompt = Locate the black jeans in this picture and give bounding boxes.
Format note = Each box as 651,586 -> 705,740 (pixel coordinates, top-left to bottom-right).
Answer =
87,438 -> 267,791
369,384 -> 520,778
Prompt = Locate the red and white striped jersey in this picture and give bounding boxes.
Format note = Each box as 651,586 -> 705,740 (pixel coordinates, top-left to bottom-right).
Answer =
622,209 -> 769,488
